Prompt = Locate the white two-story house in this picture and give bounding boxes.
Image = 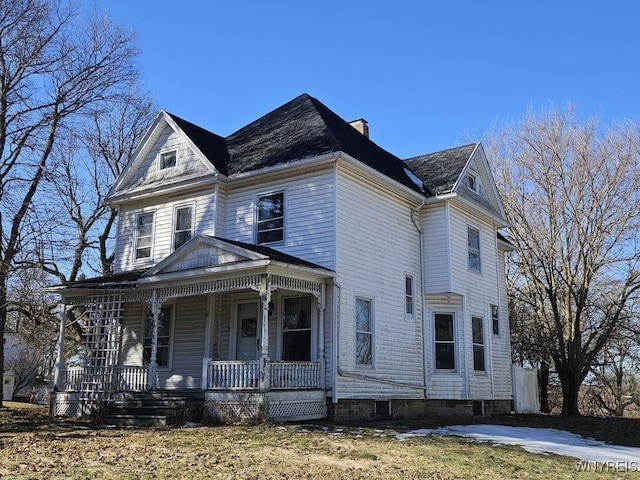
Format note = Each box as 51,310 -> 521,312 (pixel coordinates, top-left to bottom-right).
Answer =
50,94 -> 512,423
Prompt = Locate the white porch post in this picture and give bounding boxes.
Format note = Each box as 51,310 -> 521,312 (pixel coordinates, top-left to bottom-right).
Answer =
317,284 -> 326,389
147,290 -> 160,390
53,305 -> 68,390
259,275 -> 273,390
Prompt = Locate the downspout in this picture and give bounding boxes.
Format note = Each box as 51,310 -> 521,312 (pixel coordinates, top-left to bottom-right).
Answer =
411,200 -> 428,400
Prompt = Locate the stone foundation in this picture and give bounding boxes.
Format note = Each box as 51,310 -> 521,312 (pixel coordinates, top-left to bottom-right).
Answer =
328,398 -> 512,422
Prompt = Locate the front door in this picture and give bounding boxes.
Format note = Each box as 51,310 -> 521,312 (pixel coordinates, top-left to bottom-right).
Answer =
236,302 -> 259,360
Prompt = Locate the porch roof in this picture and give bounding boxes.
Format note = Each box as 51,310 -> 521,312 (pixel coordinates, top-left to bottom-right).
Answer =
50,236 -> 333,291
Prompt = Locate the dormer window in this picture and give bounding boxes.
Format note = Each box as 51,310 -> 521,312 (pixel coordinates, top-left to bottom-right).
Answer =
159,150 -> 177,170
467,173 -> 478,192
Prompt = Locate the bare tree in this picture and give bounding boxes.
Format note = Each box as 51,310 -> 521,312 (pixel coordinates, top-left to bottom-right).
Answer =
486,106 -> 640,415
0,0 -> 141,406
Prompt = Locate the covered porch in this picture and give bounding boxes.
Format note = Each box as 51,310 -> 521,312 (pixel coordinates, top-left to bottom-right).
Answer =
50,236 -> 333,422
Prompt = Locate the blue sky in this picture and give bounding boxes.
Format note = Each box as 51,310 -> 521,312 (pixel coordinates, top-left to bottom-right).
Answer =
97,1 -> 640,159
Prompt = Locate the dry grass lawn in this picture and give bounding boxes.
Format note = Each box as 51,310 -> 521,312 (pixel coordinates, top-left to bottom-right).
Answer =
1,402 -> 639,479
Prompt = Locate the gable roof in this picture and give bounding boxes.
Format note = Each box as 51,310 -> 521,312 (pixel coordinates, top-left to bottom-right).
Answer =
225,94 -> 423,192
51,235 -> 333,290
405,143 -> 478,195
166,112 -> 229,174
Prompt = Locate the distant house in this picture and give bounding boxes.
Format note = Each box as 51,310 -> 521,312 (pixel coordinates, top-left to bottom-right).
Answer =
50,94 -> 512,422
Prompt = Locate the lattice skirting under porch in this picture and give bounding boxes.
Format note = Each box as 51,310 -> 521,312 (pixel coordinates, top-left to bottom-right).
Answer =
50,395 -> 80,417
268,400 -> 327,422
204,390 -> 327,423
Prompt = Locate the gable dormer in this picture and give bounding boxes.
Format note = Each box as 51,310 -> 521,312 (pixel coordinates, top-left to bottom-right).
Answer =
405,143 -> 507,225
108,111 -> 227,204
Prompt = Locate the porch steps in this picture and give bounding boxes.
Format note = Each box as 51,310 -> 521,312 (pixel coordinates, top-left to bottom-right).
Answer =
102,391 -> 205,427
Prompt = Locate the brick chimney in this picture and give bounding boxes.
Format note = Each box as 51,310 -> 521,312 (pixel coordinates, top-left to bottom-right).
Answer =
349,118 -> 369,138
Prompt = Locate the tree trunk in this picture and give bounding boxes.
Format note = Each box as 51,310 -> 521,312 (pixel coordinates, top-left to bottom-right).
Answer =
0,278 -> 6,409
538,364 -> 550,413
559,370 -> 581,416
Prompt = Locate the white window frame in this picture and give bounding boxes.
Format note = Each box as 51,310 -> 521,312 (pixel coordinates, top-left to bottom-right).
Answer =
491,304 -> 500,335
255,190 -> 285,245
134,210 -> 155,261
142,302 -> 175,370
172,203 -> 195,251
279,294 -> 316,362
404,275 -> 414,317
355,297 -> 374,367
467,172 -> 478,192
467,226 -> 481,272
158,149 -> 177,171
472,316 -> 485,372
433,312 -> 456,371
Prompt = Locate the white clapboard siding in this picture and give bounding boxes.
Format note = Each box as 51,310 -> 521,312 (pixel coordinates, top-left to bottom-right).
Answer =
159,295 -> 208,389
114,189 -> 218,272
118,123 -> 210,193
119,303 -> 144,366
224,167 -> 336,269
423,294 -> 465,399
447,203 -> 510,400
421,204 -> 451,293
335,166 -> 424,400
491,247 -> 513,399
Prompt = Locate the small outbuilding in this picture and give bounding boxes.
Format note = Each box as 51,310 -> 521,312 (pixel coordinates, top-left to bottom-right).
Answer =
3,370 -> 16,401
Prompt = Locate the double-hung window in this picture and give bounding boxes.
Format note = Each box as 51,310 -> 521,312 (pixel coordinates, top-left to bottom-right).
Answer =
144,306 -> 172,367
355,298 -> 373,366
468,226 -> 481,272
434,313 -> 455,370
472,316 -> 485,371
282,296 -> 312,361
256,192 -> 284,244
173,205 -> 193,250
135,211 -> 154,260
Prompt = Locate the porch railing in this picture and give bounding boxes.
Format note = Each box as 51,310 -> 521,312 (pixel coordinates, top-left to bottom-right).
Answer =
268,361 -> 320,389
57,366 -> 149,392
206,360 -> 321,390
207,360 -> 261,390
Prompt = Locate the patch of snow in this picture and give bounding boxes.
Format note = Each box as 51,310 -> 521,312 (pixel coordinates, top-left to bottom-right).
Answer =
395,425 -> 640,463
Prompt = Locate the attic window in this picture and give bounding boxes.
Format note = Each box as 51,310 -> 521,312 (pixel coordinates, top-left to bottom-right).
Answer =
467,173 -> 478,192
160,150 -> 177,170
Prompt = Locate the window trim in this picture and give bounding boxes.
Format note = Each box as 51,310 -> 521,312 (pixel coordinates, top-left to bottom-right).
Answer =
467,172 -> 478,192
142,302 -> 175,370
467,225 -> 481,273
472,315 -> 485,372
255,190 -> 285,245
158,149 -> 177,171
404,275 -> 414,317
433,312 -> 456,372
355,296 -> 374,367
172,203 -> 195,251
134,210 -> 155,261
491,304 -> 500,335
279,294 -> 316,362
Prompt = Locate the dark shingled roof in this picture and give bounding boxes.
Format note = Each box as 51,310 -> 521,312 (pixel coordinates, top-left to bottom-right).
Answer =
166,94 -> 422,192
167,112 -> 229,174
226,94 -> 422,192
405,143 -> 477,195
60,269 -> 148,289
213,236 -> 333,272
58,237 -> 332,289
